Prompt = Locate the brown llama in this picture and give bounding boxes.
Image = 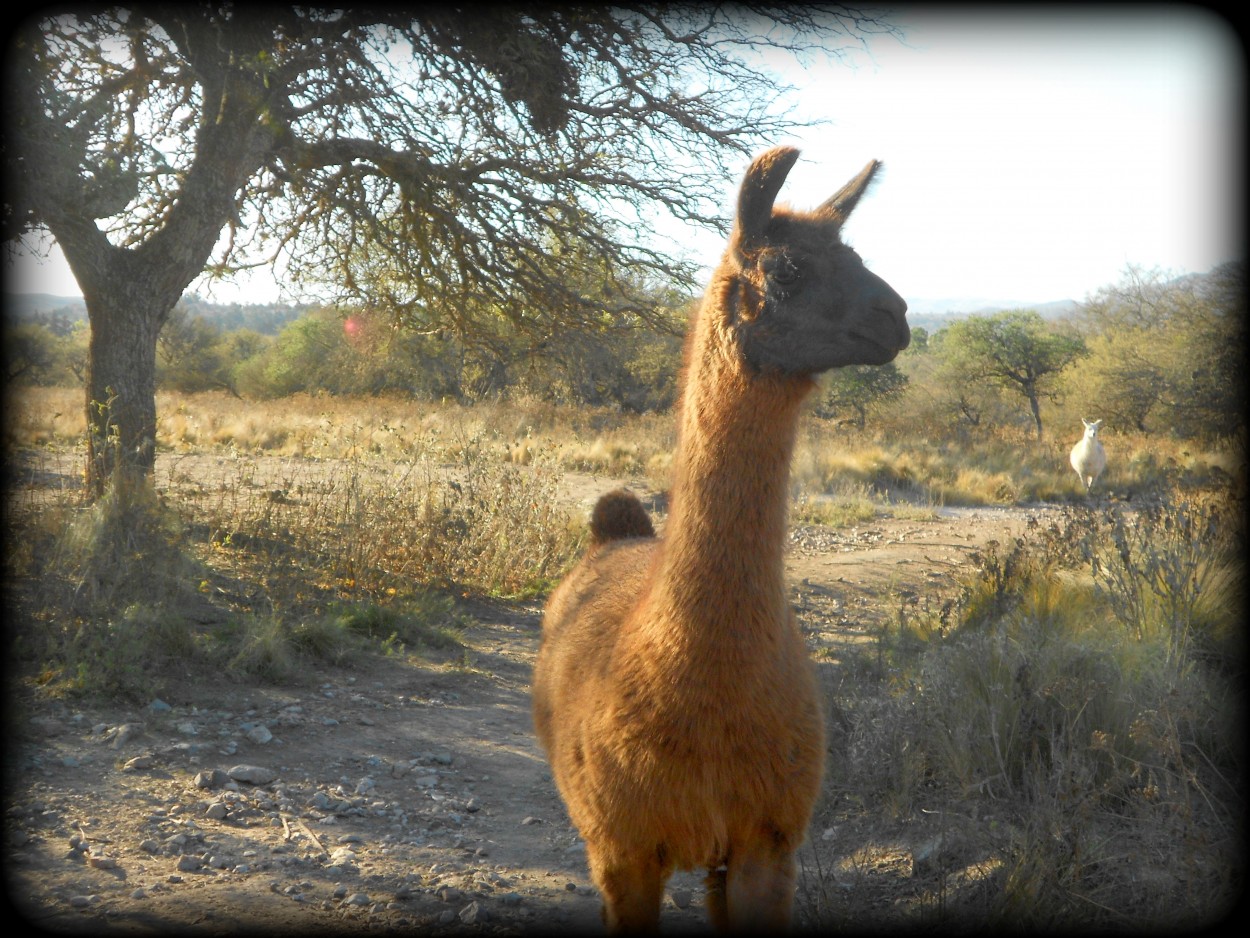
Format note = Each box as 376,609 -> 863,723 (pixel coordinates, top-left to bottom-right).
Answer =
532,146 -> 909,933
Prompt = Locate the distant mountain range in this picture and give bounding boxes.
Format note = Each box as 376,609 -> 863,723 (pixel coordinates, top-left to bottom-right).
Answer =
904,296 -> 1079,318
901,297 -> 1081,334
4,292 -> 89,318
3,292 -> 311,336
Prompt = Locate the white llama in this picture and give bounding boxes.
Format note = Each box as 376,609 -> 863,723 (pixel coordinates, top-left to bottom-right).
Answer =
1070,418 -> 1106,493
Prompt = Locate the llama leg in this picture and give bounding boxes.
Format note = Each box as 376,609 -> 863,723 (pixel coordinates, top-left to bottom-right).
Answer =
588,844 -> 667,933
725,846 -> 798,931
705,866 -> 729,931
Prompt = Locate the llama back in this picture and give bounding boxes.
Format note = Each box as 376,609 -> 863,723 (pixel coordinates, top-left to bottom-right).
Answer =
532,534 -> 656,751
538,489 -> 657,709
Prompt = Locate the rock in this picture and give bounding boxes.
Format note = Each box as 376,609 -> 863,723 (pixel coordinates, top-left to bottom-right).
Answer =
147,699 -> 172,714
458,900 -> 488,924
670,889 -> 691,909
228,764 -> 277,785
246,724 -> 273,745
122,755 -> 154,771
194,769 -> 230,789
204,803 -> 229,821
108,723 -> 144,749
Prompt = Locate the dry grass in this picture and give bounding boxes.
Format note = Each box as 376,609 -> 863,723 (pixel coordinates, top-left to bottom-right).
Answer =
806,494 -> 1244,931
5,389 -> 591,700
9,387 -> 1239,510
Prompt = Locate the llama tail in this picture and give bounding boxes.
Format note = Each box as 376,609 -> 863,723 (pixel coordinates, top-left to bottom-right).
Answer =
589,489 -> 655,545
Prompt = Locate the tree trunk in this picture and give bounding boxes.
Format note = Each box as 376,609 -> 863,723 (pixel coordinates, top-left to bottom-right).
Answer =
83,286 -> 174,497
1027,385 -> 1044,440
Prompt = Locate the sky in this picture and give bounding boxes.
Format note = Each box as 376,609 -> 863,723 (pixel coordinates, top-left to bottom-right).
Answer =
6,5 -> 1244,309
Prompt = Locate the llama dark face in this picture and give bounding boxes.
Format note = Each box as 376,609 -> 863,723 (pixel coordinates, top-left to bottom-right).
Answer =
729,148 -> 910,376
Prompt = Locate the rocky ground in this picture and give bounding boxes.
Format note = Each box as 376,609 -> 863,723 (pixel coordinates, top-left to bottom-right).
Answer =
5,468 -> 1051,934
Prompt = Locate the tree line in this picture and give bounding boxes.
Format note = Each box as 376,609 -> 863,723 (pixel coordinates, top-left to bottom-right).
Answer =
9,262 -> 1242,444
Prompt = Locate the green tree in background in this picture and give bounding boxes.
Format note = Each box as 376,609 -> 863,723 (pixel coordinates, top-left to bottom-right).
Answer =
1073,263 -> 1244,439
812,362 -> 909,429
935,310 -> 1086,440
6,6 -> 897,496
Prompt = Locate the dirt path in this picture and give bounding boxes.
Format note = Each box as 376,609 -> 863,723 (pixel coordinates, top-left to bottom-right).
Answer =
5,463 -> 1055,934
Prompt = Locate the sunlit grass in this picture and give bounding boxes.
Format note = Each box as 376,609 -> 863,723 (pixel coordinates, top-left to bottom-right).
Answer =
10,386 -> 1239,512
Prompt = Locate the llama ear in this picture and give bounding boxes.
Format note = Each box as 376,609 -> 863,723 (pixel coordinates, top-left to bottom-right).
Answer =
733,146 -> 801,253
816,160 -> 882,224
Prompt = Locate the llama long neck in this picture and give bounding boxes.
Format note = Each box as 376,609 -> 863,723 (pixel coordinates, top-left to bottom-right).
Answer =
648,272 -> 813,640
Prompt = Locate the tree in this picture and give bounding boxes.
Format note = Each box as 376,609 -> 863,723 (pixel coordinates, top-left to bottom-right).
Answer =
156,306 -> 230,393
6,6 -> 897,496
811,362 -> 908,428
936,310 -> 1086,440
4,319 -> 61,385
1074,263 -> 1244,439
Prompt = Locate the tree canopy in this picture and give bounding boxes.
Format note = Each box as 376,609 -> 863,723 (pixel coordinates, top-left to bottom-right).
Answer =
934,310 -> 1086,440
5,5 -> 896,493
1072,263 -> 1244,438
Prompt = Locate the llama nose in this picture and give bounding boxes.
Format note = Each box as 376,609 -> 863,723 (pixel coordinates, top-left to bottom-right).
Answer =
871,278 -> 909,350
894,315 -> 911,351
